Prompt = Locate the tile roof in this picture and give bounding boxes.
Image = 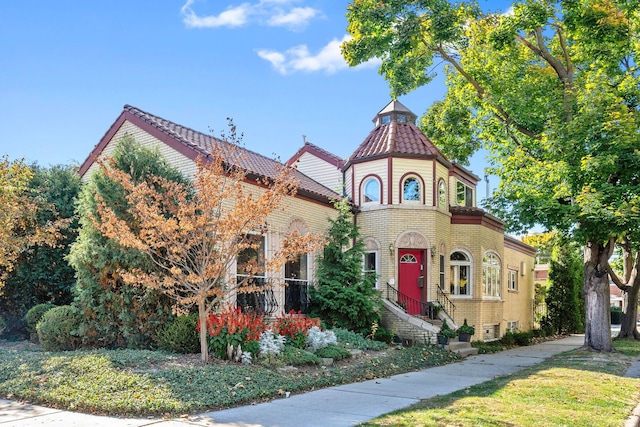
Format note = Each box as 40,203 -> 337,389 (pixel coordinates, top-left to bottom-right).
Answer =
346,121 -> 450,166
82,105 -> 340,202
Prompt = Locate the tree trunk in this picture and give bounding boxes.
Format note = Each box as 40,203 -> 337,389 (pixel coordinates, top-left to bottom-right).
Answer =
618,281 -> 640,340
583,239 -> 612,351
198,299 -> 210,363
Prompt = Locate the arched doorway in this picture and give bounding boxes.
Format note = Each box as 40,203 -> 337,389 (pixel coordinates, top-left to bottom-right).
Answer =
395,231 -> 429,315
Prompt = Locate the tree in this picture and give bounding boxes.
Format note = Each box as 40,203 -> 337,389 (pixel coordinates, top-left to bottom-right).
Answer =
91,123 -> 324,362
0,157 -> 65,286
546,237 -> 584,334
308,198 -> 382,336
68,136 -> 186,349
608,236 -> 640,340
0,164 -> 80,337
343,0 -> 640,351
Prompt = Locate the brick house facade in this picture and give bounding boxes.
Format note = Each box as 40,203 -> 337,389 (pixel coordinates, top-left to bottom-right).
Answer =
80,101 -> 536,342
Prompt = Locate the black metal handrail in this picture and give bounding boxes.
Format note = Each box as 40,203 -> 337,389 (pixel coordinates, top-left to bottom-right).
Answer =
386,283 -> 440,319
436,286 -> 456,320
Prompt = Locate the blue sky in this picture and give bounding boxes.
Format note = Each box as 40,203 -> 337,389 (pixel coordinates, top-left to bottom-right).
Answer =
0,0 -> 509,200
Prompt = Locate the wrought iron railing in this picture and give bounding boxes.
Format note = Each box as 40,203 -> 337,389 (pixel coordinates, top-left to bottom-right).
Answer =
236,277 -> 279,316
386,283 -> 440,319
436,286 -> 456,320
284,278 -> 310,313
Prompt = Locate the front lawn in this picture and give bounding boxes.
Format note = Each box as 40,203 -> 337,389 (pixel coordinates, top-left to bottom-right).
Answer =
0,340 -> 459,417
359,339 -> 640,427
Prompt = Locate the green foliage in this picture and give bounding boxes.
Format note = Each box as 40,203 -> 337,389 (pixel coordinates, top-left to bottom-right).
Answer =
314,344 -> 352,361
204,307 -> 265,359
279,346 -> 321,366
69,136 -> 187,349
156,314 -> 199,354
333,328 -> 388,351
457,319 -> 475,336
611,306 -> 623,325
25,303 -> 54,334
309,198 -> 382,335
439,319 -> 457,338
373,326 -> 393,344
512,331 -> 534,347
0,316 -> 5,336
36,305 -> 82,351
546,238 -> 585,334
0,164 -> 80,338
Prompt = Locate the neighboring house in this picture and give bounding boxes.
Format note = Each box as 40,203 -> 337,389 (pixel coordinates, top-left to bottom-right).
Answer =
80,101 -> 536,343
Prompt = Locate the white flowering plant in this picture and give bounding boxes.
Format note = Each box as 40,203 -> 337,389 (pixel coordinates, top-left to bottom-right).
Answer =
306,326 -> 337,352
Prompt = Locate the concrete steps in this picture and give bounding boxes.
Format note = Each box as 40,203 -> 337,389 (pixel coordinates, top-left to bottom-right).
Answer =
444,339 -> 479,358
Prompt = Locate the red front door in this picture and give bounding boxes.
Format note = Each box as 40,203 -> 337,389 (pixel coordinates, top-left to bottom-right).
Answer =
398,249 -> 423,315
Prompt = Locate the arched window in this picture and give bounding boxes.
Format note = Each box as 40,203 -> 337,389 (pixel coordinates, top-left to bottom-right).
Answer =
403,177 -> 421,201
363,178 -> 380,203
450,251 -> 472,296
483,252 -> 501,297
438,179 -> 447,207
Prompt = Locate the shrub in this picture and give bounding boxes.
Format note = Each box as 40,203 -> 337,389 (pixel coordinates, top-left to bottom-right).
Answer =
611,306 -> 622,325
513,331 -> 534,346
156,313 -> 199,354
501,331 -> 516,346
314,344 -> 351,361
333,328 -> 387,351
205,306 -> 266,359
273,311 -> 320,349
280,346 -> 321,366
37,305 -> 82,351
258,329 -> 286,358
373,326 -> 393,343
25,303 -> 55,334
306,326 -> 337,352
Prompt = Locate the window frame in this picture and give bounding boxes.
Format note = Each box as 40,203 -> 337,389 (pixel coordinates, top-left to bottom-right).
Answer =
507,269 -> 518,292
456,181 -> 474,207
438,179 -> 447,207
363,250 -> 379,289
449,250 -> 472,298
482,252 -> 502,298
362,177 -> 381,204
401,175 -> 422,203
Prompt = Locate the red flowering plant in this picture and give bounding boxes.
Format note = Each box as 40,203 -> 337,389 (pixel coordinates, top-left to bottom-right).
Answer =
202,305 -> 266,359
273,310 -> 321,348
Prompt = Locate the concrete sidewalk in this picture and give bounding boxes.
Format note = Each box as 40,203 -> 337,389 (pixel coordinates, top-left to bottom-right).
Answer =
0,335 -> 597,427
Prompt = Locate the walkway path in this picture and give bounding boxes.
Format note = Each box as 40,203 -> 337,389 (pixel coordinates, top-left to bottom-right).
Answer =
0,335 -> 632,427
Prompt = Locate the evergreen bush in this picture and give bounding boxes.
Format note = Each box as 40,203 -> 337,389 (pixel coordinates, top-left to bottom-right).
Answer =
156,314 -> 199,354
314,344 -> 351,361
309,198 -> 382,336
25,303 -> 55,334
36,305 -> 82,351
280,346 -> 321,366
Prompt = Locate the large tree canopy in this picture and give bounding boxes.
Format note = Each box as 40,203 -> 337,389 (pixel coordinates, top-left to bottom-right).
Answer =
343,0 -> 640,350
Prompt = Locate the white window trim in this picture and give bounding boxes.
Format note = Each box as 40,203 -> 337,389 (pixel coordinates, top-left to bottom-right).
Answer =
402,175 -> 422,203
363,250 -> 380,289
482,252 -> 501,299
362,178 -> 381,205
507,269 -> 518,292
450,250 -> 473,299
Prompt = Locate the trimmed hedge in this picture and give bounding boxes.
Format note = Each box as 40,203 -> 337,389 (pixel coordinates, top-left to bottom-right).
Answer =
36,305 -> 82,351
25,303 -> 55,334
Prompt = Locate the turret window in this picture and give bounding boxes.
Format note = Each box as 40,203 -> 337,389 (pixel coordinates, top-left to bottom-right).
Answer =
362,178 -> 380,204
403,177 -> 421,202
438,180 -> 447,207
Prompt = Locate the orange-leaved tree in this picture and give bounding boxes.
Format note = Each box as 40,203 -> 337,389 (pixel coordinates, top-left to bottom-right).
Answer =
91,125 -> 324,362
0,156 -> 67,286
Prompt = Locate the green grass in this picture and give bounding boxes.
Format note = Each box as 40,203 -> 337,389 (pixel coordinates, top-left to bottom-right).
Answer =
0,343 -> 458,417
359,339 -> 640,427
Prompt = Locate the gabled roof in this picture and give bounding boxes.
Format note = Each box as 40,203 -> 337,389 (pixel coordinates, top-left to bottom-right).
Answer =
79,105 -> 340,203
286,141 -> 345,169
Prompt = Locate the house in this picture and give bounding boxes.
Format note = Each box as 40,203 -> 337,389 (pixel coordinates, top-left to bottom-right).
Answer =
79,101 -> 536,343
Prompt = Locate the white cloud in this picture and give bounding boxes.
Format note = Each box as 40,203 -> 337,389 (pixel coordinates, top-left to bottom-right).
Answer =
267,7 -> 318,30
180,0 -> 319,30
257,35 -> 381,75
181,0 -> 250,28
